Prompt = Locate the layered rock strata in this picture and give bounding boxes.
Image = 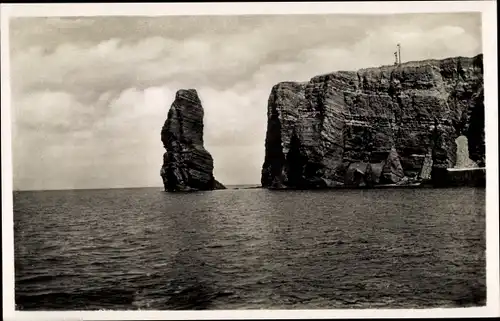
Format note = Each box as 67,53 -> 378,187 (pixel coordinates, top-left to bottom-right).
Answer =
261,54 -> 484,189
161,89 -> 225,192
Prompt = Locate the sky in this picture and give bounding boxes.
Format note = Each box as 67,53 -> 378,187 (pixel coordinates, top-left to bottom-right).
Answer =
8,13 -> 482,190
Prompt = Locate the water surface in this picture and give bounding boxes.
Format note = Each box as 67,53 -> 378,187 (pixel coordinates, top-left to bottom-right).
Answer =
14,187 -> 486,310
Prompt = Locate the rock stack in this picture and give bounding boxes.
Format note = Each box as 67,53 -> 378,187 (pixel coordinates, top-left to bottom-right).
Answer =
161,89 -> 226,192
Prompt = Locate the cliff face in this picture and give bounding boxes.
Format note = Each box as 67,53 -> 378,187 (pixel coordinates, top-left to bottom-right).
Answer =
161,89 -> 225,192
261,54 -> 484,189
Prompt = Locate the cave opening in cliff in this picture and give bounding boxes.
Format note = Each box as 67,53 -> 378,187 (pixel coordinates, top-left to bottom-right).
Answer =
454,135 -> 478,169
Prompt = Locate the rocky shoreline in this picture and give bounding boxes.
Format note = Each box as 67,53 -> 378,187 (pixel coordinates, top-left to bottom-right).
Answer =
224,167 -> 486,191
264,169 -> 486,190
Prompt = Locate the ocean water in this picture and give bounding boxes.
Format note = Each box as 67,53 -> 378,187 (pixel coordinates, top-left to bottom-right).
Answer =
13,187 -> 486,310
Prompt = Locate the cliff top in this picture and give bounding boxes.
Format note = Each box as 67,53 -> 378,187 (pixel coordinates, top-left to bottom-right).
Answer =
273,54 -> 483,88
357,53 -> 483,73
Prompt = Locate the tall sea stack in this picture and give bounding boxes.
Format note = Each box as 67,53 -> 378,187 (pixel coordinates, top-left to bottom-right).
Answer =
261,54 -> 485,189
161,89 -> 226,192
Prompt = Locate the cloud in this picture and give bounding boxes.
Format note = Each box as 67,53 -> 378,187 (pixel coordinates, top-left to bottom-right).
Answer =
12,87 -> 171,190
9,13 -> 482,190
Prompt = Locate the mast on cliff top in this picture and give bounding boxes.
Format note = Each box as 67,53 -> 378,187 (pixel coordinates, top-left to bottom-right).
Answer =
397,43 -> 401,64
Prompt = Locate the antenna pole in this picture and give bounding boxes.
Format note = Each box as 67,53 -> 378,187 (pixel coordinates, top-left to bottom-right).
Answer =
397,43 -> 401,64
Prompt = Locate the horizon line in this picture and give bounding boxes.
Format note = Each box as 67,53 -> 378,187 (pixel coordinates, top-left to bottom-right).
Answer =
12,183 -> 262,193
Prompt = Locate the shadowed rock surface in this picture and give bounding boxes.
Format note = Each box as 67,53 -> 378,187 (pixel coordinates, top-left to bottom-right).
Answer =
161,89 -> 225,192
261,54 -> 484,189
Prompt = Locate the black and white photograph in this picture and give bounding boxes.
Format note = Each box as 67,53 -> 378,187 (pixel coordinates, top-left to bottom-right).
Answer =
1,1 -> 498,320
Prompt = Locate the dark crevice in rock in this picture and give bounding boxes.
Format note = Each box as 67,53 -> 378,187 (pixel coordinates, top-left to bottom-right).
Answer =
261,86 -> 287,188
466,87 -> 485,167
285,131 -> 307,187
473,54 -> 484,73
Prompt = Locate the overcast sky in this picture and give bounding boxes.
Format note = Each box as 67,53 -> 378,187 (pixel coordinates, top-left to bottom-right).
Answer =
9,13 -> 482,190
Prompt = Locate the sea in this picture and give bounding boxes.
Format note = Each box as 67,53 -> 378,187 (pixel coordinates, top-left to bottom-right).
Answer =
13,186 -> 486,310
